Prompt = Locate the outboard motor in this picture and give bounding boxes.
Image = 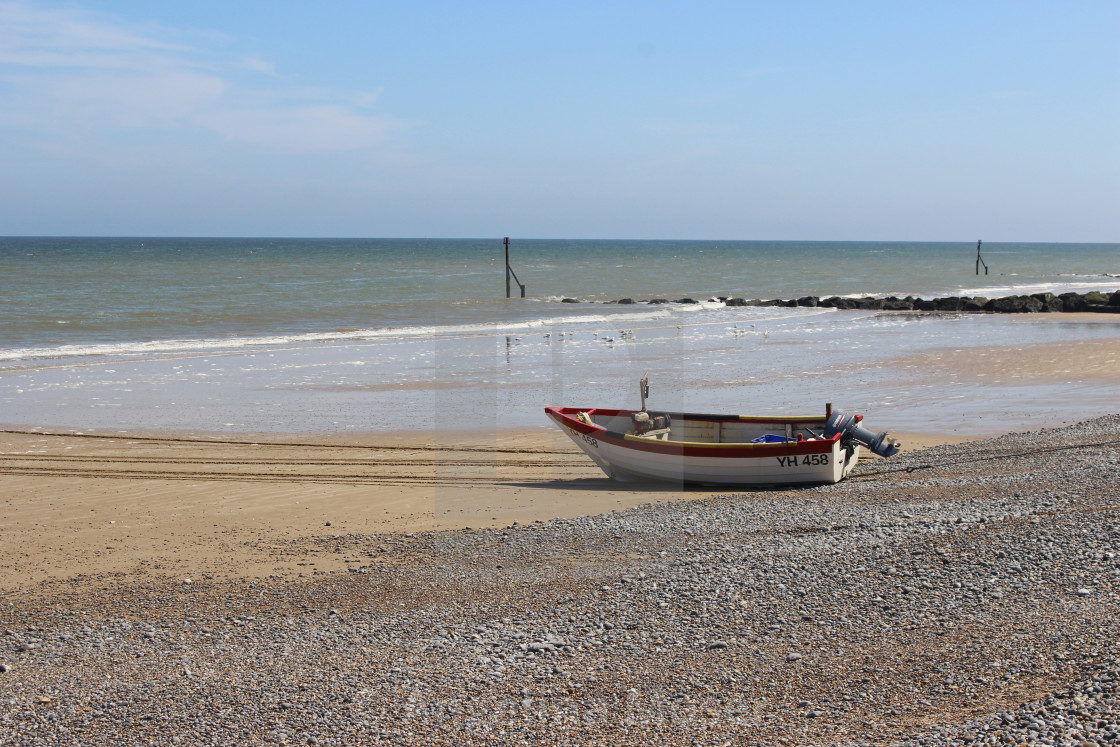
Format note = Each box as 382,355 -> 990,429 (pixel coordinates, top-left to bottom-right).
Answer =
825,410 -> 901,458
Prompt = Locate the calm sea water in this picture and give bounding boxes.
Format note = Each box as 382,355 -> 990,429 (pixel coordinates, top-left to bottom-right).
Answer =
2,237 -> 1117,435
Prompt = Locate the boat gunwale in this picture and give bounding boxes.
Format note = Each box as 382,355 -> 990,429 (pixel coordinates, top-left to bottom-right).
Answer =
545,406 -> 842,456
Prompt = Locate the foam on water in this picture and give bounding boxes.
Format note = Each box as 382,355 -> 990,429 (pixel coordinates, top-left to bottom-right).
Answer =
2,237 -> 1117,435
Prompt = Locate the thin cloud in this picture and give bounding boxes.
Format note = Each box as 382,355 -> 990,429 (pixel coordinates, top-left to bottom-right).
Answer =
242,56 -> 276,76
0,1 -> 184,69
0,1 -> 405,155
200,104 -> 397,154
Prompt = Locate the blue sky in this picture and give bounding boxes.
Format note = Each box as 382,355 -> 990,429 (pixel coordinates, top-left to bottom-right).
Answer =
1,1 -> 1117,240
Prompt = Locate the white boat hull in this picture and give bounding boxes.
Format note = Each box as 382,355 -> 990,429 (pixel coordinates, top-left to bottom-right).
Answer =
546,407 -> 862,486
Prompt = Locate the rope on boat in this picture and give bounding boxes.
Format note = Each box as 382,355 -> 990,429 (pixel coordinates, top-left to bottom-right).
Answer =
850,438 -> 1120,480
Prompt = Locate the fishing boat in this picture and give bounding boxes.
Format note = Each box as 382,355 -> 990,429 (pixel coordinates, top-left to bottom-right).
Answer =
546,377 -> 900,486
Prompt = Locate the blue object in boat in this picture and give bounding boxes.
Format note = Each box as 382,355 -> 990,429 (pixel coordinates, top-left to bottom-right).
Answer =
752,434 -> 794,443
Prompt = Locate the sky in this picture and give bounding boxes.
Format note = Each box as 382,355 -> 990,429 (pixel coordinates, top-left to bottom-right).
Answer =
1,1 -> 1117,240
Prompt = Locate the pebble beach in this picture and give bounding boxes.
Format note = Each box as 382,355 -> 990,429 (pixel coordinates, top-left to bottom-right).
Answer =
3,414 -> 1118,745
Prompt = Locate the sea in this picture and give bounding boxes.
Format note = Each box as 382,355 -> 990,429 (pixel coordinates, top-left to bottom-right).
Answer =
2,237 -> 1118,436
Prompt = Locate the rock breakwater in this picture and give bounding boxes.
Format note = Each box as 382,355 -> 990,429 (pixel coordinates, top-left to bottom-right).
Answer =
584,289 -> 1120,314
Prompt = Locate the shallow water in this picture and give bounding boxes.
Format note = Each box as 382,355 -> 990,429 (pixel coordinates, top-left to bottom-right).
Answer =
3,237 -> 1117,358
3,306 -> 1116,437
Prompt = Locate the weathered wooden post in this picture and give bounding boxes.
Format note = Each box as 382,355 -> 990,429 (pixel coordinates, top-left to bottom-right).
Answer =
504,237 -> 525,297
975,239 -> 988,275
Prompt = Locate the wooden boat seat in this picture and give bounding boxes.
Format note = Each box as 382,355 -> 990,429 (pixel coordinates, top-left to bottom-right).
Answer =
634,428 -> 671,440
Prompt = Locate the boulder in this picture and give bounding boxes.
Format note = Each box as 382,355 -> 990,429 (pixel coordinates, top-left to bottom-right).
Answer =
987,295 -> 1043,313
724,297 -> 748,307
880,296 -> 914,310
912,298 -> 938,311
1059,292 -> 1091,312
960,297 -> 989,311
561,297 -> 579,303
935,297 -> 965,311
796,296 -> 819,307
1030,292 -> 1063,312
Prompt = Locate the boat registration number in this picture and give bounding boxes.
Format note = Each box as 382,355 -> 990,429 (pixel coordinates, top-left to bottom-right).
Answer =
776,454 -> 829,467
580,433 -> 599,448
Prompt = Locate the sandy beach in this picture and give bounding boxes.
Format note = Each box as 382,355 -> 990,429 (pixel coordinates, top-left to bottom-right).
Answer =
3,329 -> 1117,594
2,331 -> 1118,744
0,426 -> 970,595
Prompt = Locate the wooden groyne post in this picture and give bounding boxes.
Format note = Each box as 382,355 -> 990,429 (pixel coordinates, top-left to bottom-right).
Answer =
975,239 -> 989,275
505,237 -> 525,297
